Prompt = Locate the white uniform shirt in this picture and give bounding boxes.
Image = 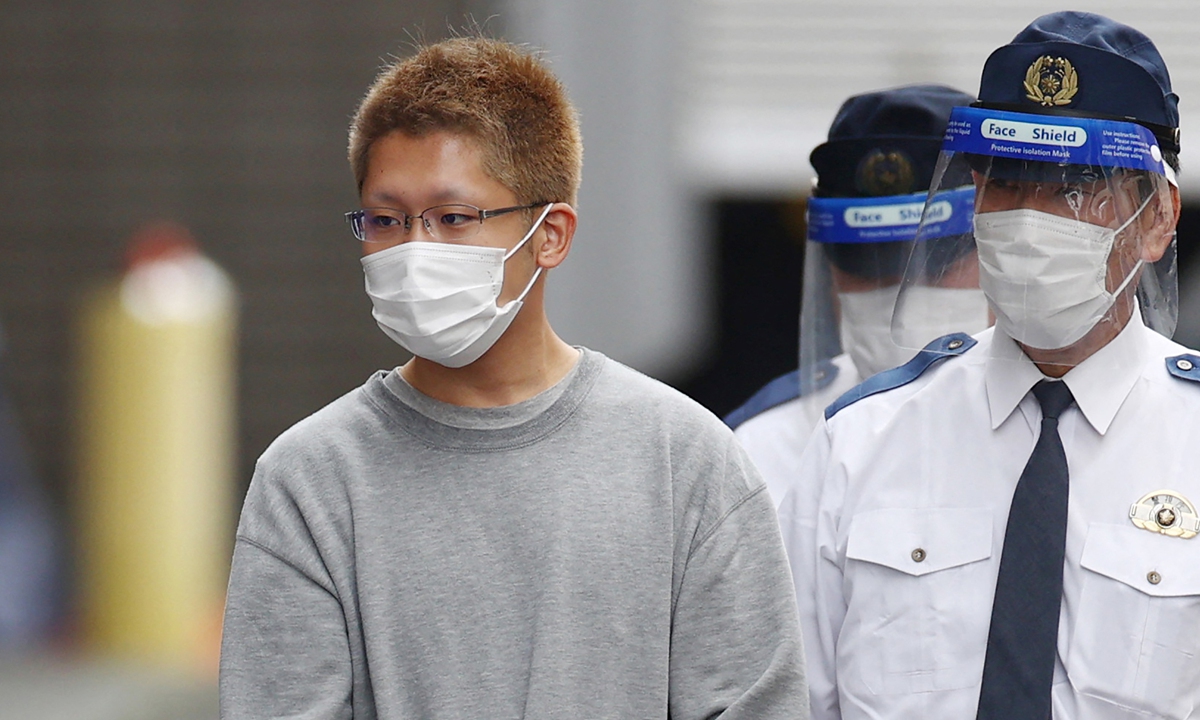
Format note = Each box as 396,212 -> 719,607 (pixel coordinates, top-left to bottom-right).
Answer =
778,314 -> 1200,720
733,354 -> 861,507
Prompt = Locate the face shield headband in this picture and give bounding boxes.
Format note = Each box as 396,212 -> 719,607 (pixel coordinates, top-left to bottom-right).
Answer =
807,188 -> 975,246
892,105 -> 1178,357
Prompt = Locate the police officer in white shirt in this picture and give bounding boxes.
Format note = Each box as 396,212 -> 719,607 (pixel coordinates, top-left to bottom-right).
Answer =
778,11 -> 1199,720
726,85 -> 988,507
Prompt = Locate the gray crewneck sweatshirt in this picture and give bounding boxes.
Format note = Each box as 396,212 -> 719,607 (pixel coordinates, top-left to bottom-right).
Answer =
220,349 -> 808,719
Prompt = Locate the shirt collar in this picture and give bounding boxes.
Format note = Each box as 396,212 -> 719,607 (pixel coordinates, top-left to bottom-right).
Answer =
985,310 -> 1148,433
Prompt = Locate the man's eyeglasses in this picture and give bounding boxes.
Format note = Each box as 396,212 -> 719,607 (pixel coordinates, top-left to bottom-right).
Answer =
345,202 -> 549,243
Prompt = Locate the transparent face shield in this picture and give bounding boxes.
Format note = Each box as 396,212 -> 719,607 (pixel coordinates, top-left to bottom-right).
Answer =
800,186 -> 987,389
894,106 -> 1179,369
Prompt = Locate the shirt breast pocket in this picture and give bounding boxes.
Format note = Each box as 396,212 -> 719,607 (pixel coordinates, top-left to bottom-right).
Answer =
844,508 -> 994,695
1070,523 -> 1200,720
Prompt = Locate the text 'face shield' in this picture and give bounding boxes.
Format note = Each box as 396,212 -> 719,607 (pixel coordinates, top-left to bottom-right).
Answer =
894,106 -> 1178,364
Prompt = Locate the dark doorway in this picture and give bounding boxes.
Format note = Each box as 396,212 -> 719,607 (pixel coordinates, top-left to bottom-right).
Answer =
675,197 -> 807,419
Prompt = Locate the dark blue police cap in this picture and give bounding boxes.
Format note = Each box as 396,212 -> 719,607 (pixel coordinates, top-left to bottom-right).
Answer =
810,84 -> 975,198
811,85 -> 976,279
977,11 -> 1179,152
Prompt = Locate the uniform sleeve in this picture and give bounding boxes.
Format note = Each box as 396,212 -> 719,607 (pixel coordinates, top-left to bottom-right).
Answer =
668,454 -> 810,720
219,537 -> 353,720
777,420 -> 844,720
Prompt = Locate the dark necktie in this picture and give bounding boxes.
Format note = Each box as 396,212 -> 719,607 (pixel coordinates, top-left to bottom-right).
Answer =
977,380 -> 1075,720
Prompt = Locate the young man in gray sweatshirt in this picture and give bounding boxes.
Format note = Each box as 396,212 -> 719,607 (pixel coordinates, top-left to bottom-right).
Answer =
218,37 -> 808,720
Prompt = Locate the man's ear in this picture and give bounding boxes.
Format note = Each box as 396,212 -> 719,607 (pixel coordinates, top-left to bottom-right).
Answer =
1141,183 -> 1181,263
535,203 -> 577,269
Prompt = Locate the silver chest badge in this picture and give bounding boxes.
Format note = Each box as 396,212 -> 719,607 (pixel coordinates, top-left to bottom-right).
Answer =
1130,490 -> 1199,539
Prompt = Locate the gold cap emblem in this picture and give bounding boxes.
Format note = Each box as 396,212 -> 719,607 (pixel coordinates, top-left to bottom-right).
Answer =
1024,55 -> 1079,107
856,149 -> 916,196
1130,490 -> 1199,538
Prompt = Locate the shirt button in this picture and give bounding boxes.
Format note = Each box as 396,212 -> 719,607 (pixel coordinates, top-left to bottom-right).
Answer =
1148,570 -> 1162,585
947,339 -> 964,350
1177,359 -> 1194,372
911,548 -> 927,563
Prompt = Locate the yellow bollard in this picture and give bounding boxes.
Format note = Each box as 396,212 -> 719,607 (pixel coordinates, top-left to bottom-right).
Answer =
75,222 -> 237,673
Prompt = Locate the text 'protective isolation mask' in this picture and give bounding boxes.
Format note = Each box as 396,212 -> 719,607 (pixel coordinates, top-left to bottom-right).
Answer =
361,204 -> 553,368
974,196 -> 1149,350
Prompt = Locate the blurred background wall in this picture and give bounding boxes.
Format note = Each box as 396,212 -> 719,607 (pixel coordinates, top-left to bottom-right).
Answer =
2,0 -> 1200,711
1,0 -> 491,528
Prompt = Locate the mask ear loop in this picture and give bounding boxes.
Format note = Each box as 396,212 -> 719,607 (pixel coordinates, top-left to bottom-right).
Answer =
502,203 -> 555,306
1107,188 -> 1158,300
504,203 -> 555,261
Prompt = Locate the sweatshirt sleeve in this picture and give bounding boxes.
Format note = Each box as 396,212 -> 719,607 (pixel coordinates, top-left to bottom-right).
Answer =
219,537 -> 353,720
219,449 -> 356,720
667,445 -> 810,720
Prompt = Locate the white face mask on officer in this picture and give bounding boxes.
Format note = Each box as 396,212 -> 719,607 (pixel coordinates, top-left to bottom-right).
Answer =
361,204 -> 553,368
974,194 -> 1151,350
839,284 -> 989,378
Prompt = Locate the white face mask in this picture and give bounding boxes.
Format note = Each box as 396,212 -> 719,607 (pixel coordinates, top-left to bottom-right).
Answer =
361,204 -> 552,368
840,285 -> 990,378
974,202 -> 1147,350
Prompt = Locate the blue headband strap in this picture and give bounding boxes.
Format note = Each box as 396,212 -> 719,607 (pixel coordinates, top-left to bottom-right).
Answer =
944,105 -> 1168,175
807,186 -> 975,244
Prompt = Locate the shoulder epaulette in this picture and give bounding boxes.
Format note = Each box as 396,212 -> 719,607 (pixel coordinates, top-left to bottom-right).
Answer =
1166,354 -> 1200,382
724,359 -> 839,429
824,332 -> 977,420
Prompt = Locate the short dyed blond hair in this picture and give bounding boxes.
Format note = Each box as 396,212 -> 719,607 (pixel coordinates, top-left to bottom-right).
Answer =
349,37 -> 583,206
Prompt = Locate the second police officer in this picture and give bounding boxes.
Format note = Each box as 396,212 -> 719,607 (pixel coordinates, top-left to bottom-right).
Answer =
726,84 -> 987,506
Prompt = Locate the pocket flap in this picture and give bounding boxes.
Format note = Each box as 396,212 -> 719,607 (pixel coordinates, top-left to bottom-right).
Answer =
1080,523 -> 1200,597
846,507 -> 993,577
